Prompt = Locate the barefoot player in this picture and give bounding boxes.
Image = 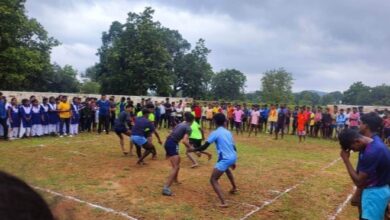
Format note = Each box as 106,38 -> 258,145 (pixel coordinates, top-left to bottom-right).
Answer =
191,113 -> 238,207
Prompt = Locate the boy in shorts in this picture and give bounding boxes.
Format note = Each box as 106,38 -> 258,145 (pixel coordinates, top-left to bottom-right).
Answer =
114,105 -> 133,155
191,113 -> 238,207
338,129 -> 390,220
162,112 -> 194,196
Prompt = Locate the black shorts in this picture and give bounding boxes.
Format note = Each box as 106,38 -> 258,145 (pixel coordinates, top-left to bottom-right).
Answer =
235,122 -> 241,128
115,127 -> 128,136
189,138 -> 202,148
164,138 -> 179,157
251,123 -> 258,128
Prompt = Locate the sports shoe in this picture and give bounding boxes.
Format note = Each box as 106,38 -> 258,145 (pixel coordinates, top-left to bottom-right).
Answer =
162,187 -> 172,196
59,135 -> 64,138
69,135 -> 73,137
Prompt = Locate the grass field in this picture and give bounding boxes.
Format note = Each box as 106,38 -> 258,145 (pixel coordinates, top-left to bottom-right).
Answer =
0,129 -> 360,220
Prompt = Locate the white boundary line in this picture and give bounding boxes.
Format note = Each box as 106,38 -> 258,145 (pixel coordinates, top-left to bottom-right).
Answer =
33,186 -> 138,220
239,158 -> 341,220
328,187 -> 356,220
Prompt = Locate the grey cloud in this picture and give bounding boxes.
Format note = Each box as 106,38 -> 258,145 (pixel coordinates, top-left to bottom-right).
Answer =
25,0 -> 390,92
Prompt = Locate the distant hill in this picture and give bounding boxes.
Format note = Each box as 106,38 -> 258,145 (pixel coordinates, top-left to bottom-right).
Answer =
306,90 -> 328,97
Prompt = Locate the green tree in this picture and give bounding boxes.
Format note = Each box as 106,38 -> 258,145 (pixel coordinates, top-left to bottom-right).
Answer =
294,91 -> 321,106
46,64 -> 80,93
0,0 -> 59,91
320,91 -> 343,105
173,39 -> 214,99
245,90 -> 262,103
80,81 -> 101,94
95,8 -> 172,96
211,69 -> 246,101
342,82 -> 371,105
260,68 -> 293,104
369,84 -> 390,106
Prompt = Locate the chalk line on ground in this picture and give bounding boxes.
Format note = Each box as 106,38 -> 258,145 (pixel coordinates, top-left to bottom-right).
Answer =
33,186 -> 138,220
239,158 -> 341,220
328,187 -> 356,220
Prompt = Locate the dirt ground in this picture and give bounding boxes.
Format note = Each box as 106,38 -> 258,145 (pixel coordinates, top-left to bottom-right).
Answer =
0,129 -> 359,219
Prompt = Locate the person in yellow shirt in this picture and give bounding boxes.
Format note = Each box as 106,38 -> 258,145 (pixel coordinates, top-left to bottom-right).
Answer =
57,96 -> 72,137
268,104 -> 278,135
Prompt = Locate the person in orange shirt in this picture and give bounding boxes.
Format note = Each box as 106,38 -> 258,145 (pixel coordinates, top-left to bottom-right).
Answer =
297,107 -> 307,142
227,104 -> 234,130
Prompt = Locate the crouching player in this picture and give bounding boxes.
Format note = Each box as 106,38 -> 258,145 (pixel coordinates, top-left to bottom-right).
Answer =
131,109 -> 162,165
191,113 -> 238,208
162,112 -> 194,196
338,129 -> 390,220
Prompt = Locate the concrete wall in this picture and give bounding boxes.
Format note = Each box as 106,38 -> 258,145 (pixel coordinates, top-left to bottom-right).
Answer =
0,91 -> 193,104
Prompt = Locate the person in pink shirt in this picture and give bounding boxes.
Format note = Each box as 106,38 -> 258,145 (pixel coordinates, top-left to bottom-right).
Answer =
349,107 -> 360,130
248,105 -> 260,137
233,105 -> 244,135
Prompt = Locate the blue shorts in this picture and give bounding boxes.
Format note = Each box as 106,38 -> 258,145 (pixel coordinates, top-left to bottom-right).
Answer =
215,156 -> 237,172
362,185 -> 390,220
131,135 -> 147,147
164,138 -> 179,157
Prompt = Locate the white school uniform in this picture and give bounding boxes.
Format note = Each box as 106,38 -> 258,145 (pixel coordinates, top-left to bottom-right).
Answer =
41,104 -> 50,135
31,106 -> 43,136
19,106 -> 32,137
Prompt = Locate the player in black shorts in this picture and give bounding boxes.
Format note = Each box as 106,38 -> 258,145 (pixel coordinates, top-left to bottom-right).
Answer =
114,105 -> 133,155
162,112 -> 194,196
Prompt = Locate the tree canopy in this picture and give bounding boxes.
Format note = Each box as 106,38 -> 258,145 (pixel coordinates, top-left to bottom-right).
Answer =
260,68 -> 293,104
210,69 -> 246,101
0,0 -> 60,91
89,7 -> 213,98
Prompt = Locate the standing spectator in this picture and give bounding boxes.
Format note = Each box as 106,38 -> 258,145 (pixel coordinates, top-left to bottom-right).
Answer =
154,101 -> 161,128
57,96 -> 72,137
297,107 -> 307,142
233,105 -> 244,135
349,107 -> 360,130
40,98 -> 50,135
47,97 -> 59,135
314,107 -> 323,137
7,98 -> 20,139
291,106 -> 299,135
268,104 -> 278,135
97,94 -> 111,134
109,96 -> 116,131
261,104 -> 270,133
336,109 -> 347,137
322,108 -> 332,139
383,114 -> 390,145
159,101 -> 166,129
275,104 -> 287,140
164,98 -> 172,128
194,102 -> 202,124
0,92 -> 8,140
345,108 -> 351,129
116,97 -> 127,116
70,97 -> 80,136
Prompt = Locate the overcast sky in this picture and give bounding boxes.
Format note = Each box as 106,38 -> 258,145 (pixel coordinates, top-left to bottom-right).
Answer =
26,0 -> 390,92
